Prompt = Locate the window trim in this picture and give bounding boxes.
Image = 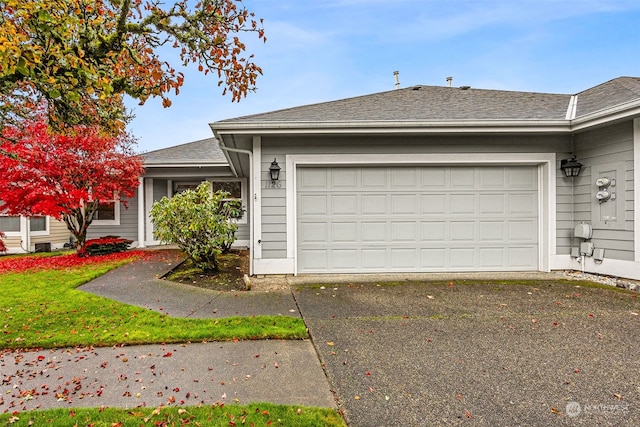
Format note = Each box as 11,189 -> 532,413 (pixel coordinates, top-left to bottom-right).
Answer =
30,216 -> 50,236
0,215 -> 22,236
92,198 -> 121,226
0,215 -> 50,237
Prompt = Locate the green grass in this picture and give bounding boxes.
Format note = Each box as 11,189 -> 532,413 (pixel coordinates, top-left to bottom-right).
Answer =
0,403 -> 347,426
0,258 -> 307,350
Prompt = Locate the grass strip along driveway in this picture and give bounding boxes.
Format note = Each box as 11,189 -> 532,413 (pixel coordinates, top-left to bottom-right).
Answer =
0,251 -> 344,427
0,251 -> 306,349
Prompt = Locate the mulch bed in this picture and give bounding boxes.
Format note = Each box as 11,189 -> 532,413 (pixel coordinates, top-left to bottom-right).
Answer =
164,249 -> 249,291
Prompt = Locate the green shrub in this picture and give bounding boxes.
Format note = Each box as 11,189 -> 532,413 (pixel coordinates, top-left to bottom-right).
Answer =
150,182 -> 243,271
79,236 -> 133,256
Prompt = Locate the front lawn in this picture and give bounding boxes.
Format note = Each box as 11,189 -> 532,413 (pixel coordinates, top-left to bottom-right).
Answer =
0,403 -> 347,426
0,252 -> 307,350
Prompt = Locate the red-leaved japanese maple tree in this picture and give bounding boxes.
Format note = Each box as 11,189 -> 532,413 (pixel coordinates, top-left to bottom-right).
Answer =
0,118 -> 144,249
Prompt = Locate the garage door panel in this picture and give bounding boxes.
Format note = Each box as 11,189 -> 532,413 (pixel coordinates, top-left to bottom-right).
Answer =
362,194 -> 387,214
391,168 -> 418,188
508,220 -> 538,242
421,194 -> 447,214
390,248 -> 418,268
450,194 -> 476,214
508,247 -> 538,268
362,248 -> 386,269
332,169 -> 357,187
479,167 -> 506,187
509,167 -> 537,188
421,221 -> 446,241
508,194 -> 538,214
331,222 -> 358,242
479,221 -> 506,241
361,222 -> 386,242
362,168 -> 387,188
391,194 -> 417,214
300,195 -> 327,215
421,168 -> 447,187
299,169 -> 328,189
450,221 -> 476,241
390,221 -> 418,242
331,194 -> 358,215
332,249 -> 358,269
451,168 -> 475,188
479,247 -> 506,268
299,222 -> 328,243
479,194 -> 506,214
299,249 -> 328,270
450,248 -> 475,268
421,248 -> 446,268
297,166 -> 539,273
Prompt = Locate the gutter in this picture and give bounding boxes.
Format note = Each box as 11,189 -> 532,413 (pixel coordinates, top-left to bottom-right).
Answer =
212,119 -> 572,135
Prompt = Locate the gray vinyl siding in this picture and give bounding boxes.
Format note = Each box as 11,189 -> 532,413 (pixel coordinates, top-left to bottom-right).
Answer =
573,121 -> 635,261
153,179 -> 168,201
86,193 -> 139,242
260,134 -> 572,260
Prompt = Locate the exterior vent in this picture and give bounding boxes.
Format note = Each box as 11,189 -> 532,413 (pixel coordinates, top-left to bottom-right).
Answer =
460,86 -> 471,90
411,86 -> 422,91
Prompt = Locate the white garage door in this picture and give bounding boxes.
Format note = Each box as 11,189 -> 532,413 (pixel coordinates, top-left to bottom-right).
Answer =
296,166 -> 539,273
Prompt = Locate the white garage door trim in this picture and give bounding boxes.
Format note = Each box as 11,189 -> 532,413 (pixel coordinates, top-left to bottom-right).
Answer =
286,153 -> 556,275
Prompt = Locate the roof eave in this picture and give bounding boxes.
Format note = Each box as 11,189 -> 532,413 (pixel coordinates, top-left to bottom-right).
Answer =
571,100 -> 640,131
212,119 -> 572,135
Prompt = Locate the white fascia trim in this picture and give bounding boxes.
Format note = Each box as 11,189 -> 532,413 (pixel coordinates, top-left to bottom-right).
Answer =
634,118 -> 640,261
214,120 -> 570,135
571,101 -> 640,131
286,153 -> 556,274
552,254 -> 640,281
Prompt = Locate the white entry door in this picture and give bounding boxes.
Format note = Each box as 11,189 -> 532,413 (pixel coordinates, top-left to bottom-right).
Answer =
296,166 -> 539,273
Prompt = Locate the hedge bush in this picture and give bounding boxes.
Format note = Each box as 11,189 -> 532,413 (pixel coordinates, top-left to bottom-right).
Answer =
79,236 -> 133,257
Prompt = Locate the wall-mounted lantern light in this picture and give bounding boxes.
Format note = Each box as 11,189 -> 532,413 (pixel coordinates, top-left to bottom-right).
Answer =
269,158 -> 281,186
560,157 -> 583,177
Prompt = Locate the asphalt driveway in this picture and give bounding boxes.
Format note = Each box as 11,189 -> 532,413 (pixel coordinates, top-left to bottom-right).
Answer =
292,279 -> 640,426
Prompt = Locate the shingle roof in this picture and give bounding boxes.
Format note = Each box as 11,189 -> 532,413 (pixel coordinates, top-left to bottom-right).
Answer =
142,137 -> 227,165
575,76 -> 640,118
214,76 -> 640,126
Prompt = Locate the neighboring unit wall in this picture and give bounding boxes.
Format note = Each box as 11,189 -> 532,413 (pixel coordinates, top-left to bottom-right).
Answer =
32,219 -> 71,248
86,193 -> 139,242
573,121 -> 635,261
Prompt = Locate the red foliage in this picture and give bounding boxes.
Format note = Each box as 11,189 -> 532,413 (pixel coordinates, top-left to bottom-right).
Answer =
0,250 -> 147,273
0,117 -> 144,219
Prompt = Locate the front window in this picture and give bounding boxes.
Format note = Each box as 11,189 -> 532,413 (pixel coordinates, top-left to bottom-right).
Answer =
0,216 -> 20,234
95,202 -> 116,221
92,198 -> 120,225
30,216 -> 47,234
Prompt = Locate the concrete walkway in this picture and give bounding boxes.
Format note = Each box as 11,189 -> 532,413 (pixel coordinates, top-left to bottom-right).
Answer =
0,250 -> 336,412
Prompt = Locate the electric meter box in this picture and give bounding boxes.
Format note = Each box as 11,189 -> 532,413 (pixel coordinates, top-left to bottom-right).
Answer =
574,223 -> 592,240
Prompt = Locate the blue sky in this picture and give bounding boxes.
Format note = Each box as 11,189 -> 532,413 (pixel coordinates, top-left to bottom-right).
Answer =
127,0 -> 640,153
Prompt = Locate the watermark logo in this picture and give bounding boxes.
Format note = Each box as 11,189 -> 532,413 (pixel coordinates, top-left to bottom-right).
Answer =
566,401 -> 629,418
566,401 -> 581,418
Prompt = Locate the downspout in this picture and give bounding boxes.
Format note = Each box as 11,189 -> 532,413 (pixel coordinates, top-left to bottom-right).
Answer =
216,142 -> 255,276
